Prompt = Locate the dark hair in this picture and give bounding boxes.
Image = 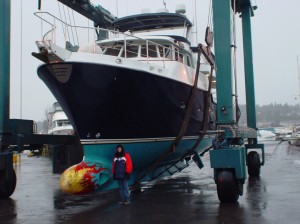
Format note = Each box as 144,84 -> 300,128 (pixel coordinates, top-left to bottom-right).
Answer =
115,144 -> 125,157
116,144 -> 124,150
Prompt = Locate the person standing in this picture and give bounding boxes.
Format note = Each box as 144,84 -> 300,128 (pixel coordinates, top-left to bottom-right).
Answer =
112,144 -> 133,204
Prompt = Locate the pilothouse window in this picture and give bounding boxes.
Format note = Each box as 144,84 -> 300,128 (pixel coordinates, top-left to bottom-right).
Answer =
101,41 -> 189,64
103,43 -> 123,56
141,45 -> 157,58
186,55 -> 192,67
120,44 -> 139,58
175,48 -> 183,62
158,45 -> 172,59
57,120 -> 70,127
104,47 -> 121,56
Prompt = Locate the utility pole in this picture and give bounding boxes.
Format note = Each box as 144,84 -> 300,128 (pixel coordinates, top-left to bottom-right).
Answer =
297,56 -> 300,106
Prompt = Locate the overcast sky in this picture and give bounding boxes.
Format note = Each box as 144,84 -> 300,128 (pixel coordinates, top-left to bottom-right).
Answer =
8,0 -> 300,121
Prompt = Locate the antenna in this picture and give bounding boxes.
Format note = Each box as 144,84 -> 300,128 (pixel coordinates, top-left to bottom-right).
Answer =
163,0 -> 167,11
193,0 -> 198,44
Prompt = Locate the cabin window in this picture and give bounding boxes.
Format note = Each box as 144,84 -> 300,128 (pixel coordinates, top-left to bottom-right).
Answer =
120,44 -> 139,58
141,45 -> 157,58
103,43 -> 123,56
158,45 -> 172,59
175,48 -> 183,62
57,120 -> 70,127
186,55 -> 192,67
103,47 -> 121,56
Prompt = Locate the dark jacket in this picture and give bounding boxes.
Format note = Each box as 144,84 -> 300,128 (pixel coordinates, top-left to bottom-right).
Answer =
112,148 -> 133,180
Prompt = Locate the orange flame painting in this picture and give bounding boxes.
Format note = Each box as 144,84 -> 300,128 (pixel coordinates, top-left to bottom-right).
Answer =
60,161 -> 106,194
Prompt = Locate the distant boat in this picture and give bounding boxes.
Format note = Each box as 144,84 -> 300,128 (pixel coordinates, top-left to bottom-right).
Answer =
257,129 -> 276,141
48,102 -> 74,135
274,127 -> 293,140
283,126 -> 300,144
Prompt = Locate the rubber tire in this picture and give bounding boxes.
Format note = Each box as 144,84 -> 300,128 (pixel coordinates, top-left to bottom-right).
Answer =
217,170 -> 239,203
247,151 -> 261,177
0,169 -> 17,199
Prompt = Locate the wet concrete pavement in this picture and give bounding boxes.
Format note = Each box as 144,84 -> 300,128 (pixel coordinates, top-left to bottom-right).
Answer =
1,141 -> 300,224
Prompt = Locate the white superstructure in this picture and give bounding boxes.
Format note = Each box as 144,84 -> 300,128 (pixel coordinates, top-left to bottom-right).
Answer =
48,102 -> 74,135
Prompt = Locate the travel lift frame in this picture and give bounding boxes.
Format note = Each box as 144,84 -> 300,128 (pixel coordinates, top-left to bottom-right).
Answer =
210,0 -> 265,202
0,0 -> 264,202
0,0 -> 78,199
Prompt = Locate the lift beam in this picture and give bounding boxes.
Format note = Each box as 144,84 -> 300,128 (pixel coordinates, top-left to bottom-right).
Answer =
209,0 -> 264,202
57,0 -> 116,28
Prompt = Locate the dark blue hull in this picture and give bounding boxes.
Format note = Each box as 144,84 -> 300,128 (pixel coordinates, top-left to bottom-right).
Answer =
37,62 -> 208,139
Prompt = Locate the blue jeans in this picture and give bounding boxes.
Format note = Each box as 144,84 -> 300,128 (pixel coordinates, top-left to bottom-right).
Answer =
117,179 -> 130,202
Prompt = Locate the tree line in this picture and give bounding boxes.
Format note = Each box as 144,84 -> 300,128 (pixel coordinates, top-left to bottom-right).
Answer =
239,103 -> 300,127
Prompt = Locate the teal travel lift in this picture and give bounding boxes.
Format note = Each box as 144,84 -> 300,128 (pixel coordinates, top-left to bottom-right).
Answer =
209,0 -> 265,202
0,0 -> 78,199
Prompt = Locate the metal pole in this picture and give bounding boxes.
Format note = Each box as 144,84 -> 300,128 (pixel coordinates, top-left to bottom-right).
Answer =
297,56 -> 300,106
241,6 -> 257,130
212,0 -> 234,124
0,0 -> 11,136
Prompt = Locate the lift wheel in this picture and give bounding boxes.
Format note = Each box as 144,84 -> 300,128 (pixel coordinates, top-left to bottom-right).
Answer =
247,151 -> 261,177
216,169 -> 239,203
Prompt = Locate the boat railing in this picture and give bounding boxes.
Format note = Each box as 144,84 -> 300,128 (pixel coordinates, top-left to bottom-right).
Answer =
34,11 -> 101,51
102,33 -> 187,68
34,11 -> 187,68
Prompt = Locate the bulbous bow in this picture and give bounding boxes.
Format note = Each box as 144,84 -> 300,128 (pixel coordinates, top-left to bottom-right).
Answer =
60,161 -> 111,194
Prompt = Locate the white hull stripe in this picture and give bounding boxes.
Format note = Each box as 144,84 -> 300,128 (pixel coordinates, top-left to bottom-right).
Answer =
81,134 -> 215,145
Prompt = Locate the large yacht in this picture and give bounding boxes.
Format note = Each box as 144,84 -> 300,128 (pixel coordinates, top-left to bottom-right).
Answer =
32,1 -> 215,194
